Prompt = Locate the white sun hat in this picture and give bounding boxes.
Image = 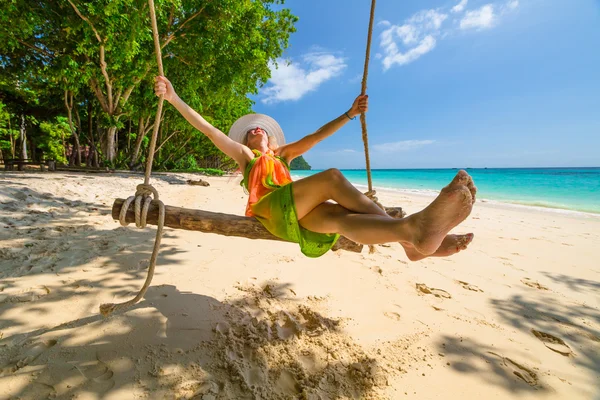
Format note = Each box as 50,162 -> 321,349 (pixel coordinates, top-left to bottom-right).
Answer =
228,113 -> 286,147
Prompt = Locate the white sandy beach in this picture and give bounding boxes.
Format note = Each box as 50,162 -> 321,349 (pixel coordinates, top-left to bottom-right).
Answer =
0,170 -> 598,399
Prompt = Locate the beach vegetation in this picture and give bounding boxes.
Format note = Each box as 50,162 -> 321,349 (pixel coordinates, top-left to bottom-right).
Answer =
0,0 -> 297,170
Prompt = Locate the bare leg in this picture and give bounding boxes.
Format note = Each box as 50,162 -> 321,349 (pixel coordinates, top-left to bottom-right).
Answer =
298,202 -> 415,245
296,170 -> 476,255
292,168 -> 388,220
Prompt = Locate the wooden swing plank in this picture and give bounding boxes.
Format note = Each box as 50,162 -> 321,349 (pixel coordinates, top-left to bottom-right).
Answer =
112,198 -> 364,253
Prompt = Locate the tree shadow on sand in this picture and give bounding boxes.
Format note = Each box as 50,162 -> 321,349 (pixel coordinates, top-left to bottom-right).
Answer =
1,283 -> 387,400
435,335 -> 548,393
0,181 -> 184,342
490,290 -> 600,395
540,272 -> 600,295
435,284 -> 600,396
0,174 -> 390,399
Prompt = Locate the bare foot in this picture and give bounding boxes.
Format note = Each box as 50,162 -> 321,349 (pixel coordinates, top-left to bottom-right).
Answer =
405,170 -> 476,255
402,233 -> 474,261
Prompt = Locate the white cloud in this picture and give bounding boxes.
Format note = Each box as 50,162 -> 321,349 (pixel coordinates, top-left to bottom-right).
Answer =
460,4 -> 495,30
378,1 -> 520,70
261,52 -> 347,104
373,140 -> 435,153
452,0 -> 469,14
379,9 -> 447,70
382,36 -> 437,70
409,9 -> 448,30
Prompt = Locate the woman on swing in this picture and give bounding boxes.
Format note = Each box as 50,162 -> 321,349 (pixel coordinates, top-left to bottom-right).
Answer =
155,76 -> 476,261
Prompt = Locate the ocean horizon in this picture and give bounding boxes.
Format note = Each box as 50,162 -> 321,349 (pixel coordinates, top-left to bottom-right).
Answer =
290,167 -> 600,215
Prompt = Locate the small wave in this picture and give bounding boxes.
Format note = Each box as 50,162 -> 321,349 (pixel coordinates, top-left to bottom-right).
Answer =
488,199 -> 600,216
291,174 -> 599,217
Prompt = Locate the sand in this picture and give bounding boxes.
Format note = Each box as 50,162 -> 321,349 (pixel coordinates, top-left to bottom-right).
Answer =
0,170 -> 598,399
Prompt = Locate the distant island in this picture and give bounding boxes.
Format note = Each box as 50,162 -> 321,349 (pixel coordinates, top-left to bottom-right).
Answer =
290,155 -> 311,170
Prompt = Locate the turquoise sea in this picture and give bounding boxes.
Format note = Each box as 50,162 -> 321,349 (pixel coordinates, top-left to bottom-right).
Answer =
290,168 -> 600,215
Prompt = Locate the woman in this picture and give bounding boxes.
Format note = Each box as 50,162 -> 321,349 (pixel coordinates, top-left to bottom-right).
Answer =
155,76 -> 476,260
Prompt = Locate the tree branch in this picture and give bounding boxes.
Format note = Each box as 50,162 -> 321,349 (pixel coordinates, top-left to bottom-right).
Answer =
161,6 -> 206,49
116,64 -> 152,115
175,7 -> 207,35
15,38 -> 53,57
67,0 -> 102,43
99,45 -> 113,113
114,88 -> 123,112
154,130 -> 181,154
89,78 -> 109,112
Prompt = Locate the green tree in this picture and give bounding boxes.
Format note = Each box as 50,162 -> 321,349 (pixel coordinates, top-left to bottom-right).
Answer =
0,101 -> 18,160
38,117 -> 72,164
290,155 -> 311,170
0,0 -> 297,168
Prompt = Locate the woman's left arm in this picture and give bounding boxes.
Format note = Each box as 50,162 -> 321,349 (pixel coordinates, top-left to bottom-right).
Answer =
277,95 -> 368,162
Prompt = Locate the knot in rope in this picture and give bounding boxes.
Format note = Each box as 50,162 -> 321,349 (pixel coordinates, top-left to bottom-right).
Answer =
136,183 -> 159,199
118,184 -> 161,229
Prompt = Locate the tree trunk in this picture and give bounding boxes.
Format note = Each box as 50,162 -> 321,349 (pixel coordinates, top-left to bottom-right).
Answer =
64,90 -> 82,166
104,126 -> 118,162
20,114 -> 28,159
9,118 -> 15,158
87,101 -> 98,168
127,119 -> 132,152
129,117 -> 151,169
74,105 -> 85,165
112,199 -> 363,253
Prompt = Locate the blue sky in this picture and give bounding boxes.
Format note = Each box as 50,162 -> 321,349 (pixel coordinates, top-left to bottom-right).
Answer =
249,0 -> 600,169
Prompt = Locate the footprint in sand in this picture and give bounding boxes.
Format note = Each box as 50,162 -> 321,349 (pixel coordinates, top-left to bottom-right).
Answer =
79,359 -> 116,393
531,329 -> 573,356
456,280 -> 483,293
1,339 -> 58,375
488,352 -> 538,387
29,353 -> 116,397
0,285 -> 51,304
521,278 -> 549,291
416,283 -> 451,299
384,311 -> 401,321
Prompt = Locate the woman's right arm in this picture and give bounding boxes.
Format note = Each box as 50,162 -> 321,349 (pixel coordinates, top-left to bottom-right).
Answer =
155,76 -> 253,169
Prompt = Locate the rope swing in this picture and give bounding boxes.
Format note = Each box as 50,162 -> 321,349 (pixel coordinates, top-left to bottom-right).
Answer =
102,0 -> 399,315
99,0 -> 166,316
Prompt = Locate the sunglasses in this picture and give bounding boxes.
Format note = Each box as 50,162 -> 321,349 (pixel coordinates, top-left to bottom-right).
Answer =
246,127 -> 268,136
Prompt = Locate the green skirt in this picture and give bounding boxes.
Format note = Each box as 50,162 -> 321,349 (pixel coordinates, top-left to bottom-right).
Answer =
251,182 -> 340,258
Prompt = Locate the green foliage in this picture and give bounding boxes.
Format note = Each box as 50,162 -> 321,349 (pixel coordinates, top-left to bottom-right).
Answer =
0,101 -> 18,145
0,0 -> 298,167
38,117 -> 71,164
172,154 -> 199,170
290,155 -> 311,170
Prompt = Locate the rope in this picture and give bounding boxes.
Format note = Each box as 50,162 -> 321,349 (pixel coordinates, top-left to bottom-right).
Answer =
144,0 -> 165,186
359,0 -> 383,254
100,0 -> 166,316
360,0 -> 377,193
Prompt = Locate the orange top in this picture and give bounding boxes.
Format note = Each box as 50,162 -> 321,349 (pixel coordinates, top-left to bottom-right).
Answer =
242,149 -> 292,217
